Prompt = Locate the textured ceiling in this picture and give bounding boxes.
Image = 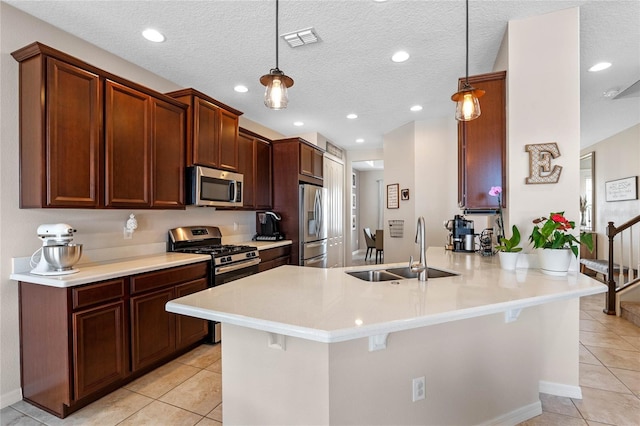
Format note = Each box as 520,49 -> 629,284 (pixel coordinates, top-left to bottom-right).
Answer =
6,0 -> 639,151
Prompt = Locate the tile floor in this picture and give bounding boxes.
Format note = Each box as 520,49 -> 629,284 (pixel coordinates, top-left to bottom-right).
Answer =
2,293 -> 639,425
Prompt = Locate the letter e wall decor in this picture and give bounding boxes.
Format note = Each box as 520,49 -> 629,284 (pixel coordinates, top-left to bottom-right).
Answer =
525,142 -> 563,184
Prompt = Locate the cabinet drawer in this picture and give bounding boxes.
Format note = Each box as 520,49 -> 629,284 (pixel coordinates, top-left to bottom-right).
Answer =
72,279 -> 126,310
259,245 -> 291,263
130,262 -> 208,295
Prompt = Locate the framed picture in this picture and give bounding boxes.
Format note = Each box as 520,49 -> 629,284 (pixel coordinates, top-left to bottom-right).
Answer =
351,214 -> 356,230
401,188 -> 410,200
605,176 -> 638,202
352,193 -> 356,209
352,172 -> 356,188
387,184 -> 399,209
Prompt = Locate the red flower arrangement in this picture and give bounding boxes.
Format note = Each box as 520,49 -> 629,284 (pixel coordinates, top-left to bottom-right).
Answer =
529,212 -> 593,258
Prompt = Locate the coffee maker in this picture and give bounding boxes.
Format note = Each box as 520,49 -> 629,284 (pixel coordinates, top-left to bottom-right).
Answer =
254,212 -> 285,241
444,215 -> 475,252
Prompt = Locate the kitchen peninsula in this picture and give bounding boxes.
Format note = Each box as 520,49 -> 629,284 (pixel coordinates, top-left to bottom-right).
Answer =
166,248 -> 606,425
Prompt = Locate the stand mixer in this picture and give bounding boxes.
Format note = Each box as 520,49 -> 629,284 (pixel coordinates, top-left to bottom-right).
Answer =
30,223 -> 83,275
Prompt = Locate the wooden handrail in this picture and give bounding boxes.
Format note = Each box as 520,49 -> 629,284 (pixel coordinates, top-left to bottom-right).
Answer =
604,215 -> 640,315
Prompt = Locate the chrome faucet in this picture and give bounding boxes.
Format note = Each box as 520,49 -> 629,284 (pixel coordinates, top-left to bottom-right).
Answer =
409,216 -> 428,281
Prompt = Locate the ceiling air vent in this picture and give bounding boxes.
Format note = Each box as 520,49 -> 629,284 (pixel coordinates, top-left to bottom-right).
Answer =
281,27 -> 320,48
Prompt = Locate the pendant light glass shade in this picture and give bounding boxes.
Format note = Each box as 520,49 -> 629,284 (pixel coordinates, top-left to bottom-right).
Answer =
260,69 -> 294,109
452,85 -> 485,121
260,0 -> 294,109
451,0 -> 483,121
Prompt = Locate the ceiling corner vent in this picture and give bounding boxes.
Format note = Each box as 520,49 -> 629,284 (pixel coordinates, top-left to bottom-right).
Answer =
281,27 -> 320,48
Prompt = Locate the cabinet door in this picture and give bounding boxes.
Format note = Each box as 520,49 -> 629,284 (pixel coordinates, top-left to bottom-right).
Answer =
130,288 -> 175,371
312,149 -> 324,179
193,97 -> 220,167
45,58 -> 102,207
238,132 -> 256,208
73,301 -> 127,400
458,71 -> 506,209
151,98 -> 185,208
255,139 -> 272,209
105,80 -> 151,207
218,109 -> 239,171
300,144 -> 314,177
175,278 -> 208,349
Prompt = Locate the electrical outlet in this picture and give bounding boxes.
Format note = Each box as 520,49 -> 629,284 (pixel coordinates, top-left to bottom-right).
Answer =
412,376 -> 425,402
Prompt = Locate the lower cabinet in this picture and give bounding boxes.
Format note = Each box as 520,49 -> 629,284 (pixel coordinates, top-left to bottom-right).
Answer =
18,261 -> 209,418
258,245 -> 292,272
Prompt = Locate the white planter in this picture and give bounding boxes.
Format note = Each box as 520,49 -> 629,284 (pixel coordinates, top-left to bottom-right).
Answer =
537,248 -> 573,276
498,252 -> 519,271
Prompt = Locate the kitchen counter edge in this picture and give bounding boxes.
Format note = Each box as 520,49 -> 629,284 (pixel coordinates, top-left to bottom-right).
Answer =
10,253 -> 211,288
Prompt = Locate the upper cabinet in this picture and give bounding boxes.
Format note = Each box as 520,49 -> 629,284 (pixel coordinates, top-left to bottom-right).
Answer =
273,138 -> 324,187
238,128 -> 272,210
166,88 -> 242,171
457,71 -> 506,211
11,42 -> 186,209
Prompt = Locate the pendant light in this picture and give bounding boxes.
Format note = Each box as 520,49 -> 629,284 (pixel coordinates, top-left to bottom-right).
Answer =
260,0 -> 294,109
451,0 -> 484,121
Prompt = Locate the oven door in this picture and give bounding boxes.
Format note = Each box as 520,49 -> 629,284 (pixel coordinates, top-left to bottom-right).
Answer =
214,257 -> 261,286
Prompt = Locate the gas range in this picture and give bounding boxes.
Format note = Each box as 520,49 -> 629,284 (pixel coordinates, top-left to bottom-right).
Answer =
167,226 -> 260,272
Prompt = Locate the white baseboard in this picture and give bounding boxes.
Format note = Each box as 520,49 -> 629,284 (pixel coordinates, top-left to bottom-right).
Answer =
479,400 -> 542,426
539,380 -> 583,399
0,387 -> 23,410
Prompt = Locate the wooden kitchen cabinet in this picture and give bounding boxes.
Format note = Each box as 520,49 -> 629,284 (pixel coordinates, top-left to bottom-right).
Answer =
166,88 -> 242,171
11,42 -> 186,210
258,245 -> 292,272
457,71 -> 506,210
300,143 -> 324,180
17,261 -> 208,418
238,128 -> 273,210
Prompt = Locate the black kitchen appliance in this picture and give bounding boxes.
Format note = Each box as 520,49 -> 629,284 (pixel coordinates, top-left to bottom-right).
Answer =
254,211 -> 285,241
444,215 -> 476,252
168,226 -> 260,342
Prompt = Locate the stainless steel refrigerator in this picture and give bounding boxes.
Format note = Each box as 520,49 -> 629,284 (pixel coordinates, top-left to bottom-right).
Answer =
299,184 -> 328,267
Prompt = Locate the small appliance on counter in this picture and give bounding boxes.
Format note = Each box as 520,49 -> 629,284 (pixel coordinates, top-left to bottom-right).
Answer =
30,223 -> 83,275
254,211 -> 285,241
444,215 -> 476,253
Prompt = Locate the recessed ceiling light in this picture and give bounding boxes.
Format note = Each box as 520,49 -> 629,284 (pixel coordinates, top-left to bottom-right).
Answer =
293,121 -> 304,127
588,62 -> 611,72
346,113 -> 358,119
142,28 -> 165,43
391,51 -> 410,63
356,138 -> 365,143
234,85 -> 248,93
410,105 -> 423,112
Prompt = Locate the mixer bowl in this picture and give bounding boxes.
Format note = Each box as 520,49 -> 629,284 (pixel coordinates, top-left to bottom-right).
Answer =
42,244 -> 83,271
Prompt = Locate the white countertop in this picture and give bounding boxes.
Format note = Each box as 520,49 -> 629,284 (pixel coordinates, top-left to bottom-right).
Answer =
166,248 -> 607,343
242,240 -> 293,250
10,253 -> 210,288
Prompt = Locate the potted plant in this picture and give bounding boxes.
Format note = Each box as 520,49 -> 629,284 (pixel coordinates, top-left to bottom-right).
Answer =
529,212 -> 594,276
495,225 -> 522,270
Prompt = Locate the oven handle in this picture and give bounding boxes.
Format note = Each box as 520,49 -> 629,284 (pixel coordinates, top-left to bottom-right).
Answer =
216,257 -> 261,274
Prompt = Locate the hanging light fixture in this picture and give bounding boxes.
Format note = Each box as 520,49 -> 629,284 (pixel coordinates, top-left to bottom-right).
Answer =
451,0 -> 484,121
260,0 -> 294,109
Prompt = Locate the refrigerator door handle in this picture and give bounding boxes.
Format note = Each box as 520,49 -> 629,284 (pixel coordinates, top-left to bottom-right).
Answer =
306,255 -> 327,266
305,240 -> 327,249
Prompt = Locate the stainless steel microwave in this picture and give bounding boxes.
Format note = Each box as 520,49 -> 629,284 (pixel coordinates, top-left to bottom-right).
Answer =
186,166 -> 243,207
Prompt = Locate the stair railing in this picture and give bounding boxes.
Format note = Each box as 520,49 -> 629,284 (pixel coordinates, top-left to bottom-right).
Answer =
604,214 -> 640,314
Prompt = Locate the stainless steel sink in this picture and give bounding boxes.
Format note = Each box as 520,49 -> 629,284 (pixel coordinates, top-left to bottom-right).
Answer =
347,267 -> 458,282
385,267 -> 458,279
346,270 -> 404,282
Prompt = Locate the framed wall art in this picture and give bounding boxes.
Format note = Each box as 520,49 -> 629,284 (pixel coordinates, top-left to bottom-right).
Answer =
401,188 -> 410,200
605,176 -> 638,202
387,184 -> 399,209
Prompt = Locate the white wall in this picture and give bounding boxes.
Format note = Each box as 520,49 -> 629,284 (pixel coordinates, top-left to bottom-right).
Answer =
506,7 -> 582,260
383,122 -> 416,262
0,3 -> 280,407
581,124 -> 640,258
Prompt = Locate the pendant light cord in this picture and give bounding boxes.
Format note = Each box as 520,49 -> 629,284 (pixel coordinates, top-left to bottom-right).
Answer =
275,0 -> 279,71
465,0 -> 469,85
